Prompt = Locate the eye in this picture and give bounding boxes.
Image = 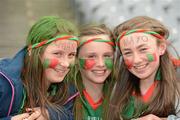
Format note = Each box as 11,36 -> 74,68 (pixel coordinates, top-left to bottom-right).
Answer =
139,48 -> 148,52
123,51 -> 132,56
53,52 -> 63,57
104,54 -> 113,58
87,54 -> 96,58
68,52 -> 76,58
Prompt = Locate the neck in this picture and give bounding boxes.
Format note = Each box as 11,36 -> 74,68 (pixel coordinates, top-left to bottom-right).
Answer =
82,79 -> 104,103
140,71 -> 157,95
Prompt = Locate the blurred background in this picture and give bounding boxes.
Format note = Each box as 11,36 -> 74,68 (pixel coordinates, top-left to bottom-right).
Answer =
0,0 -> 180,58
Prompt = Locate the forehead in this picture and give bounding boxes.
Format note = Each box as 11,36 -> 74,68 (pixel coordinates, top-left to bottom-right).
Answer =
79,41 -> 113,56
46,40 -> 77,51
120,33 -> 157,49
80,34 -> 110,42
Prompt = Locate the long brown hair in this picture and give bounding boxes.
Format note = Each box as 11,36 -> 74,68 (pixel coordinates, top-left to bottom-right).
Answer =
108,16 -> 180,119
73,24 -> 115,120
21,16 -> 79,118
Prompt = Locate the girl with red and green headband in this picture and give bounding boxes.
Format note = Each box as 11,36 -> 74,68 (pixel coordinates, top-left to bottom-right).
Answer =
73,24 -> 115,120
0,16 -> 79,120
107,16 -> 180,120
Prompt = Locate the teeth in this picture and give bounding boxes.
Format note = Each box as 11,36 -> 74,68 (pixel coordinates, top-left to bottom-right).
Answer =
92,70 -> 105,74
55,69 -> 66,73
134,64 -> 146,69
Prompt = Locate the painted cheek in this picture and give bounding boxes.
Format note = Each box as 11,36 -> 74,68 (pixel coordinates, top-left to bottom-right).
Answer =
43,58 -> 59,68
146,53 -> 157,62
104,58 -> 113,70
124,59 -> 133,69
79,58 -> 96,70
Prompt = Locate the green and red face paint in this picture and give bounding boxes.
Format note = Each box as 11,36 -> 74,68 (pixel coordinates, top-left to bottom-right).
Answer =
79,58 -> 113,70
78,37 -> 114,70
43,58 -> 59,68
124,53 -> 157,69
43,58 -> 75,69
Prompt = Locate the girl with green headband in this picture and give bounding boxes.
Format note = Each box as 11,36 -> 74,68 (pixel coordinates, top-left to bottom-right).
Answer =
0,16 -> 79,120
73,24 -> 115,120
107,16 -> 180,120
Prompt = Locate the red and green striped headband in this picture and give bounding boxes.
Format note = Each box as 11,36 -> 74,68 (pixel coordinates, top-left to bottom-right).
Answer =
116,29 -> 165,47
28,34 -> 79,51
79,38 -> 115,48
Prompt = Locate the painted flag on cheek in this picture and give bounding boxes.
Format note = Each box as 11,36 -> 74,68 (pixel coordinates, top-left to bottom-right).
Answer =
104,58 -> 113,70
124,59 -> 133,69
146,53 -> 157,62
79,58 -> 96,70
43,58 -> 59,68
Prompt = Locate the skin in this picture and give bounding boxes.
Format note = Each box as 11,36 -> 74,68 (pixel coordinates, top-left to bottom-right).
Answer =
41,39 -> 77,87
12,39 -> 78,120
78,34 -> 114,102
120,33 -> 167,119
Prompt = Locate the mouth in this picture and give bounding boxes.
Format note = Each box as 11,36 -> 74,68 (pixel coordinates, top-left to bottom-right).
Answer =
92,69 -> 106,76
55,69 -> 68,75
134,63 -> 148,71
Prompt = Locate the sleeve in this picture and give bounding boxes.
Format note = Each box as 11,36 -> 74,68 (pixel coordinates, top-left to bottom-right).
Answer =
47,105 -> 73,120
0,116 -> 11,120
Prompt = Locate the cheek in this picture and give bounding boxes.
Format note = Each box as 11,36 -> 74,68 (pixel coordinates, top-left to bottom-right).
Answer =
124,58 -> 133,69
42,58 -> 59,68
104,58 -> 113,70
146,53 -> 157,62
79,59 -> 96,70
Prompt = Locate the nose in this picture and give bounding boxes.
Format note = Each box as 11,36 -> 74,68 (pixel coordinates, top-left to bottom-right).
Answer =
96,57 -> 105,67
133,52 -> 143,64
60,57 -> 70,68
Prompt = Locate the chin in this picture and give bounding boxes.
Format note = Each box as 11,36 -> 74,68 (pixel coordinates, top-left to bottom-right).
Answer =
52,78 -> 64,83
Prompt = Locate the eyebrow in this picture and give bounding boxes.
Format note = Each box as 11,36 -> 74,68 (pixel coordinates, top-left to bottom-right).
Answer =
137,44 -> 148,49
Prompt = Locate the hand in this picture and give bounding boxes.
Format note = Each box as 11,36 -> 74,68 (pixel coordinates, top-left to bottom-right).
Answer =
26,111 -> 41,120
138,114 -> 162,120
11,113 -> 30,120
26,107 -> 49,120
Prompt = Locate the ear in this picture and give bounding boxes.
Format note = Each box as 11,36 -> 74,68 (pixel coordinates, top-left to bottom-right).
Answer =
158,42 -> 167,56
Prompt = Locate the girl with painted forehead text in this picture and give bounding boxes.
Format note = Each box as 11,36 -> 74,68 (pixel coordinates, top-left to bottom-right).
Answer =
0,16 -> 79,120
108,16 -> 180,120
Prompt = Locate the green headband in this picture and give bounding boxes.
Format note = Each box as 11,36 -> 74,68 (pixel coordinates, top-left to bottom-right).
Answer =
116,29 -> 164,47
28,34 -> 79,51
78,38 -> 115,48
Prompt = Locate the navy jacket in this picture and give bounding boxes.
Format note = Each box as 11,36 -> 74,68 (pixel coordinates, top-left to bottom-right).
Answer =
0,48 -> 78,120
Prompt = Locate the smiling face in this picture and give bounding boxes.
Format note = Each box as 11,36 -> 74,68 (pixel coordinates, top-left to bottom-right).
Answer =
41,40 -> 77,86
120,33 -> 166,81
78,35 -> 114,85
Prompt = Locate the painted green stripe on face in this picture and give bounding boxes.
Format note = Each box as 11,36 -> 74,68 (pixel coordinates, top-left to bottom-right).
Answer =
79,58 -> 85,69
146,53 -> 155,62
42,58 -> 59,68
105,58 -> 113,69
43,59 -> 50,68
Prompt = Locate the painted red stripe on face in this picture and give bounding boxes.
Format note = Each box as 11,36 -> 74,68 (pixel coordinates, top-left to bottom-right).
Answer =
84,59 -> 96,70
124,59 -> 133,69
49,58 -> 59,68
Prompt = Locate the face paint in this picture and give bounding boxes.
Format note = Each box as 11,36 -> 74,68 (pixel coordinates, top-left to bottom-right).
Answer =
43,58 -> 59,68
146,53 -> 157,62
79,58 -> 96,70
124,59 -> 133,69
104,58 -> 113,70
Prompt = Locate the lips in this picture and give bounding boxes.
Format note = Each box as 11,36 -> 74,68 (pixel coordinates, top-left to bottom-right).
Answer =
92,70 -> 106,76
55,68 -> 68,76
133,63 -> 148,72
